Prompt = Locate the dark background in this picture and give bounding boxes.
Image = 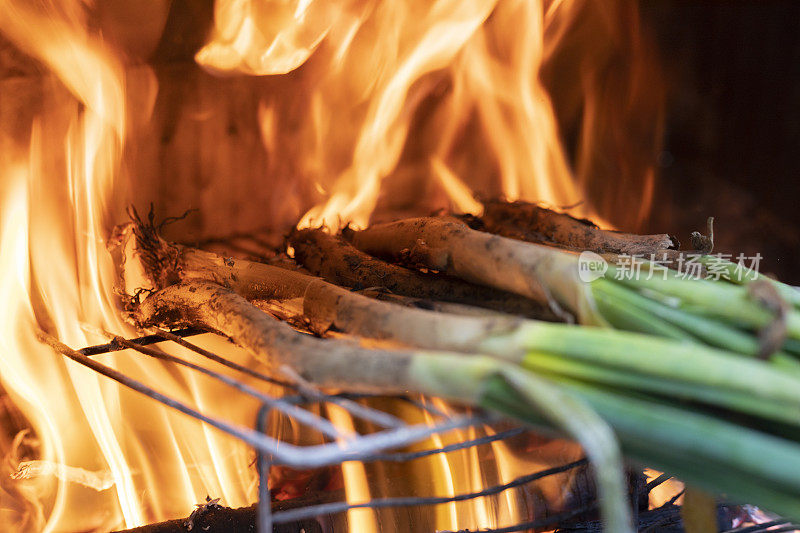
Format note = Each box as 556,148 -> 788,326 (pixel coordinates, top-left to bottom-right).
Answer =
640,1 -> 800,282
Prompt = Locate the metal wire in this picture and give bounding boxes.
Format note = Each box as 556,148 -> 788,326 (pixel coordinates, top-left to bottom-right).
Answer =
45,329 -> 489,468
256,404 -> 273,533
723,520 -> 800,533
269,459 -> 588,524
58,326 -> 769,532
79,326 -> 204,355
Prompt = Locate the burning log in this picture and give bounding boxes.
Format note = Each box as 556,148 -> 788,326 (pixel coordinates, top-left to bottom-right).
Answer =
477,199 -> 677,256
116,499 -> 326,533
288,227 -> 555,319
116,504 -> 263,533
114,501 -> 727,533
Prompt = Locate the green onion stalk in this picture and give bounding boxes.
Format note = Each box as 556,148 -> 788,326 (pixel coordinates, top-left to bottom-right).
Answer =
133,280 -> 635,532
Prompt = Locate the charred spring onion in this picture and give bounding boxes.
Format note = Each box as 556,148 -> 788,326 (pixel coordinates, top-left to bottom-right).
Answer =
120,216 -> 800,530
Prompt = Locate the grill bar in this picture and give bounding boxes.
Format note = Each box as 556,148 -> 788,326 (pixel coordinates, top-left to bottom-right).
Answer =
42,327 -> 791,532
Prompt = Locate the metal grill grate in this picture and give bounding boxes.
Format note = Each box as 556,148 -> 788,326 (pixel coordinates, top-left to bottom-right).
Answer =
70,328 -> 582,532
29,327 -> 792,533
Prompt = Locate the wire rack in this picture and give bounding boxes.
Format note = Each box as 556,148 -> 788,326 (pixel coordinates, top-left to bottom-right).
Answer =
33,326 -> 790,533
69,327 -> 575,532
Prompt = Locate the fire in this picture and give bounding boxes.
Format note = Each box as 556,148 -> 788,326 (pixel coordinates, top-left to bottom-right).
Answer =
0,0 -> 140,527
325,404 -> 378,532
0,1 -> 259,530
0,0 -> 663,530
198,0 -> 661,231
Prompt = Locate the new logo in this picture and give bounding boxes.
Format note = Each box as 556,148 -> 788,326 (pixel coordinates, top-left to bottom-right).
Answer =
578,251 -> 608,282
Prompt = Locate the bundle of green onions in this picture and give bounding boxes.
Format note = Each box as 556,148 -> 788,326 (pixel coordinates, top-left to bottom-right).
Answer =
123,214 -> 800,532
346,216 -> 800,364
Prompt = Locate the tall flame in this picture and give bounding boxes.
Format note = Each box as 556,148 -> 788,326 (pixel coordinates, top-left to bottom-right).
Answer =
0,1 -> 261,530
197,0 -> 659,230
0,0 -> 139,528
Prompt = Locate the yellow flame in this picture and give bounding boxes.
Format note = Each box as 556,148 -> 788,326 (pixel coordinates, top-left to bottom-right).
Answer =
198,0 -> 604,230
431,157 -> 483,215
196,0 -> 338,76
326,403 -> 378,533
0,0 -> 139,527
0,171 -> 67,531
0,1 -> 263,529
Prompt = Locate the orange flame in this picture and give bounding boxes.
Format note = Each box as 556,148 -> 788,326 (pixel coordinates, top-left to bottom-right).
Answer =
0,1 -> 262,530
197,0 -> 660,230
0,0 -> 139,528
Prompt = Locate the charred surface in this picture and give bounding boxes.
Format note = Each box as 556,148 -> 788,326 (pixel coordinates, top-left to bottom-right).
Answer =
290,227 -> 558,320
480,199 -> 676,256
134,281 -> 415,393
